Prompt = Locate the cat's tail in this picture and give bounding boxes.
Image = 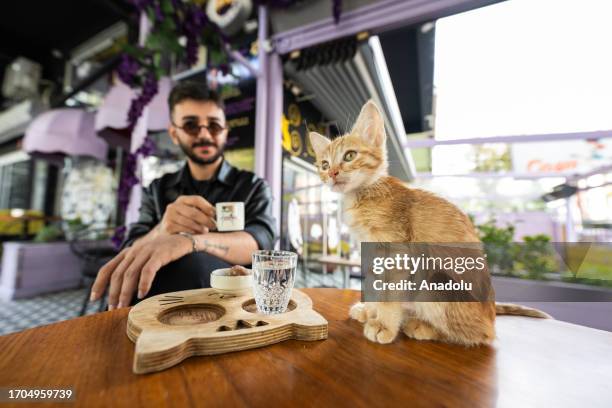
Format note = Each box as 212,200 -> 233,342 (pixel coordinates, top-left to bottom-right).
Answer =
495,302 -> 552,318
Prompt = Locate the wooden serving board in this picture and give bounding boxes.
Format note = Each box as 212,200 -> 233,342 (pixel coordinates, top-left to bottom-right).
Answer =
127,288 -> 328,374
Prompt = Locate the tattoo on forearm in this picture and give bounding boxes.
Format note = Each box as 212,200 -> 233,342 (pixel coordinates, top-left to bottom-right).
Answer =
201,240 -> 230,255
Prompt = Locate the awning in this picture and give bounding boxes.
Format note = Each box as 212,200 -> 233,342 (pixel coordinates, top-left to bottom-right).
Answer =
95,77 -> 173,150
23,108 -> 108,163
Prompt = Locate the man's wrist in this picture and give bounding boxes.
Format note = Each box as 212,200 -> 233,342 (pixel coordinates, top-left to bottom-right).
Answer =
152,224 -> 165,238
177,231 -> 198,253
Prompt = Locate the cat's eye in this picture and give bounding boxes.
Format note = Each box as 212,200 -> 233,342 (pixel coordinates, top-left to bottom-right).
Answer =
343,150 -> 357,162
320,161 -> 330,170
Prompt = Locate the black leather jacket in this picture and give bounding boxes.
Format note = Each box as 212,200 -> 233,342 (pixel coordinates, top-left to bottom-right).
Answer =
123,159 -> 277,250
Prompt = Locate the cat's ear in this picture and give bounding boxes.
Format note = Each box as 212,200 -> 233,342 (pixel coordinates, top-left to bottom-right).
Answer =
309,132 -> 331,158
351,100 -> 385,147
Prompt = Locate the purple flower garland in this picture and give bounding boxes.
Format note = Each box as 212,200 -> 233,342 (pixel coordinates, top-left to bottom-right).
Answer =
332,0 -> 342,23
112,50 -> 160,247
183,5 -> 209,66
112,135 -> 158,247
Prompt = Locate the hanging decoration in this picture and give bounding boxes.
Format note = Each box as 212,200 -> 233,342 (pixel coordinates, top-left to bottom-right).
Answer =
207,0 -> 253,36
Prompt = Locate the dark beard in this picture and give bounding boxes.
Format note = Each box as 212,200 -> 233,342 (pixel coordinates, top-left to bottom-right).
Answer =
178,139 -> 225,165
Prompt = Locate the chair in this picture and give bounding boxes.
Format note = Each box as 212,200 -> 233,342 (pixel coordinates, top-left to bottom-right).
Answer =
68,227 -> 118,316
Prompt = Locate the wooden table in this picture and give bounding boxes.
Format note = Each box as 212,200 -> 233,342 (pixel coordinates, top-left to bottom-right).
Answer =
1,289 -> 611,407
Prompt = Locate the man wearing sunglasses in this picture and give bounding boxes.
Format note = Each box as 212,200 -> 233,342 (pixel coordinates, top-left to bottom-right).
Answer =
90,81 -> 277,310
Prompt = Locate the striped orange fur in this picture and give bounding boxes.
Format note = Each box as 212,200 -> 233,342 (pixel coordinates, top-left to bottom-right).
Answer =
309,101 -> 547,346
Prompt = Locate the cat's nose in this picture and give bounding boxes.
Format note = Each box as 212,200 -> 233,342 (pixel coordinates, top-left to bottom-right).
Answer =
329,168 -> 340,179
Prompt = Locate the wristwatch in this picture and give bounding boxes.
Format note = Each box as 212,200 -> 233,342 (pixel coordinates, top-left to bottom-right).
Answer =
178,232 -> 198,253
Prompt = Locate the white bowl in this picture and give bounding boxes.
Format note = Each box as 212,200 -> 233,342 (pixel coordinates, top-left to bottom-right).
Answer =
210,268 -> 252,295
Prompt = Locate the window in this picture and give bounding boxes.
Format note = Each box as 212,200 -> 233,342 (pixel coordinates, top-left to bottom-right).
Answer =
0,157 -> 32,209
434,0 -> 612,139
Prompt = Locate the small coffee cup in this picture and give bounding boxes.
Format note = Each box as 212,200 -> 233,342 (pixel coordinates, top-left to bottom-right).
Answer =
210,267 -> 252,295
215,202 -> 245,232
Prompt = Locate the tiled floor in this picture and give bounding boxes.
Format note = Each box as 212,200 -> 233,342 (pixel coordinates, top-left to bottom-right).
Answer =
0,267 -> 362,336
0,288 -> 104,336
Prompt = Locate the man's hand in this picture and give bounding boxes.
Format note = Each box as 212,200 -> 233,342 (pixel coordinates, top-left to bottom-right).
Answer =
159,195 -> 216,235
90,234 -> 193,310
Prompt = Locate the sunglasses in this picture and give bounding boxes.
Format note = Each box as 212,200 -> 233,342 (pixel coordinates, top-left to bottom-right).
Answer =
173,120 -> 227,137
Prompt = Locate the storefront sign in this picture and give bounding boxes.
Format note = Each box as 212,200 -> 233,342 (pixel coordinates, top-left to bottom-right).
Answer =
511,139 -> 612,174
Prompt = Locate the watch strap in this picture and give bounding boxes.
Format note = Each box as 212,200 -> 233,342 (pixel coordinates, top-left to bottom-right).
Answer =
177,232 -> 198,253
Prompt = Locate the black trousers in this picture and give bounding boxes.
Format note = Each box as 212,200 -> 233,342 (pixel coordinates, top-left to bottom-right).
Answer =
131,252 -> 231,305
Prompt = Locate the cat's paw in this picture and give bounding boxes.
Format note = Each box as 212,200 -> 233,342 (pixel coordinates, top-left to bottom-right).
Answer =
364,320 -> 397,344
402,319 -> 440,341
349,303 -> 368,323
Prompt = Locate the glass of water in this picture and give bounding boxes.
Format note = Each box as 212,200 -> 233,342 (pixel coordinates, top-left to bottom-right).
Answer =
251,250 -> 298,315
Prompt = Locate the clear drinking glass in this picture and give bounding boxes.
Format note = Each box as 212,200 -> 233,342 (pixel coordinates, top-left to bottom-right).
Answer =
251,250 -> 298,315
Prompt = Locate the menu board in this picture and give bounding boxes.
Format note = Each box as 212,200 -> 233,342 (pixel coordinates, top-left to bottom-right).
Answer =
219,76 -> 256,151
221,77 -> 256,150
204,65 -> 256,171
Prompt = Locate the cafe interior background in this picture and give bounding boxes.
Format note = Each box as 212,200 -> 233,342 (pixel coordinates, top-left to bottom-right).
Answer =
0,0 -> 610,335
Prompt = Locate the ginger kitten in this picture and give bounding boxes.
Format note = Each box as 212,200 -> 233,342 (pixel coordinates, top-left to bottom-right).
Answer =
309,100 -> 549,346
